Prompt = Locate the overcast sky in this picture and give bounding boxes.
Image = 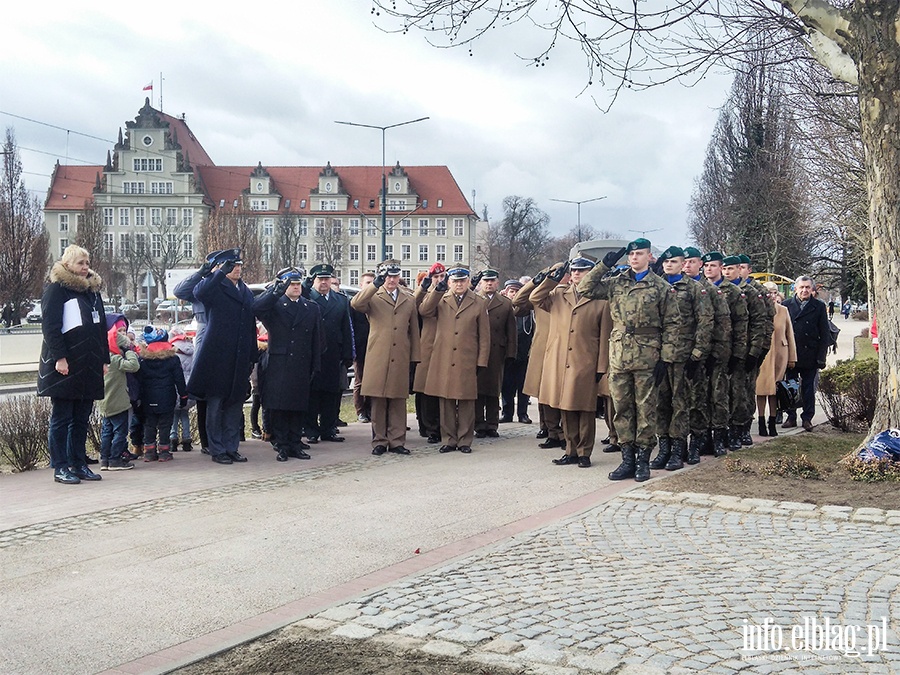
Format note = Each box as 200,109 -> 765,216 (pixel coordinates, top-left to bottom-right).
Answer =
1,2 -> 734,247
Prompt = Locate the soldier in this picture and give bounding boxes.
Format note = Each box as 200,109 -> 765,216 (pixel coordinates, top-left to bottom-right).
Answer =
473,269 -> 517,438
739,254 -> 776,436
351,260 -> 421,456
412,263 -> 446,444
578,238 -> 678,482
500,279 -> 533,424
649,246 -> 713,471
531,258 -> 612,468
419,265 -> 490,454
350,271 -> 374,423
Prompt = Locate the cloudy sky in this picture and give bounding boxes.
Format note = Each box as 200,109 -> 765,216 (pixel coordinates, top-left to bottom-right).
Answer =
2,2 -> 734,246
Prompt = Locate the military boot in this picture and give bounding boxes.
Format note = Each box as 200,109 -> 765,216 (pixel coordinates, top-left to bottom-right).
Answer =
728,426 -> 742,450
713,428 -> 728,457
767,416 -> 778,437
702,430 -> 715,455
649,436 -> 671,470
634,447 -> 652,482
686,433 -> 704,465
666,438 -> 686,470
740,422 -> 754,446
608,445 -> 636,481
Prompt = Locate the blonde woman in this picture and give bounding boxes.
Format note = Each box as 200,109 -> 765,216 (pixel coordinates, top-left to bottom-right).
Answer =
755,282 -> 797,436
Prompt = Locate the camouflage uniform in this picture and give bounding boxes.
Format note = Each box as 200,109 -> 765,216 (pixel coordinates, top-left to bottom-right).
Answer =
715,279 -> 748,452
734,278 -> 770,436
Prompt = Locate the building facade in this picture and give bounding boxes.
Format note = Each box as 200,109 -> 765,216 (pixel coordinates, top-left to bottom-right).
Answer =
43,99 -> 485,299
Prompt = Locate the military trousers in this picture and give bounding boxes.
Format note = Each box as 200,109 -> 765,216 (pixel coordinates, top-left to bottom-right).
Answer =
370,397 -> 408,449
475,394 -> 501,432
730,366 -> 759,426
657,361 -> 689,439
708,364 -> 731,429
539,403 -> 563,441
604,395 -> 618,444
440,398 -> 476,448
609,369 -> 658,449
561,410 -> 596,458
688,368 -> 710,434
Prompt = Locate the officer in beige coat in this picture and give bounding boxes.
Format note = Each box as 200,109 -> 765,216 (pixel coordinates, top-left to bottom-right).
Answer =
419,265 -> 490,454
474,269 -> 517,438
531,258 -> 612,467
351,260 -> 421,456
412,263 -> 446,444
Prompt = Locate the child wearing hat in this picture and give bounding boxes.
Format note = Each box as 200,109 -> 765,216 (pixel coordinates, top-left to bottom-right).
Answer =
138,326 -> 188,462
98,319 -> 140,470
168,325 -> 195,452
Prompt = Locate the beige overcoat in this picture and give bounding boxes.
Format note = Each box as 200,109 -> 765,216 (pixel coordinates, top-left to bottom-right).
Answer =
419,287 -> 490,400
513,277 -> 550,399
531,278 -> 612,413
756,303 -> 797,396
412,284 -> 437,393
476,292 -> 517,396
351,283 -> 421,399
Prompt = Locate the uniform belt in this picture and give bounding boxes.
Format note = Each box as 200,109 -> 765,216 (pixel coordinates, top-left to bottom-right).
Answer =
623,326 -> 661,335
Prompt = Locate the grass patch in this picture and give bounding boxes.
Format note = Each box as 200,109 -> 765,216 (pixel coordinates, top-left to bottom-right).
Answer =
853,335 -> 877,361
0,371 -> 38,386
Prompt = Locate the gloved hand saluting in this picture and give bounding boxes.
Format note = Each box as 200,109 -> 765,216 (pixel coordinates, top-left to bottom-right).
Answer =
549,261 -> 570,283
420,275 -> 432,291
373,271 -> 387,288
199,259 -> 215,278
470,271 -> 484,290
650,257 -> 664,276
602,247 -> 627,269
220,260 -> 236,275
532,270 -> 547,286
272,278 -> 289,297
435,276 -> 449,293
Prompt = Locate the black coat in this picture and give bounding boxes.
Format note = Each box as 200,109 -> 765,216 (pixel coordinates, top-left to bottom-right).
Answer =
187,271 -> 257,405
137,344 -> 187,412
783,295 -> 830,369
254,289 -> 324,411
37,263 -> 109,400
308,289 -> 353,393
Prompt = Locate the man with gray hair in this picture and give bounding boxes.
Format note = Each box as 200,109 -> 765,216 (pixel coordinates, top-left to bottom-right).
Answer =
781,275 -> 830,431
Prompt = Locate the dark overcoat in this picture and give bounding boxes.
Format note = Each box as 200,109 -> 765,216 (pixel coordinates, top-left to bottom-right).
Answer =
37,262 -> 109,400
188,271 -> 257,405
782,295 -> 830,369
308,289 -> 353,393
254,288 -> 324,411
137,344 -> 187,412
476,292 -> 517,396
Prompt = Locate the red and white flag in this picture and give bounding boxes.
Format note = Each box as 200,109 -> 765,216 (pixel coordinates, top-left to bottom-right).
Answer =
142,82 -> 153,91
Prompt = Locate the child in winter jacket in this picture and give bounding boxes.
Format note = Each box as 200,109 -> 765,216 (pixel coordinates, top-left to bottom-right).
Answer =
169,326 -> 195,451
138,326 -> 187,462
98,321 -> 140,470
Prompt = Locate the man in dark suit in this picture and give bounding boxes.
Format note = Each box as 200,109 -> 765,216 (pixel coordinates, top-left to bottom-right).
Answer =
303,264 -> 353,443
782,275 -> 830,431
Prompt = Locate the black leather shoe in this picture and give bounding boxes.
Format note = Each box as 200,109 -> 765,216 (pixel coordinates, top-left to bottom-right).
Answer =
518,416 -> 532,424
601,443 -> 621,454
439,445 -> 457,453
211,454 -> 233,464
85,456 -> 99,465
297,440 -> 311,450
306,436 -> 319,444
276,450 -> 289,462
320,434 -> 344,442
601,436 -> 611,444
372,445 -> 387,456
578,456 -> 591,468
536,429 -> 548,439
458,445 -> 472,454
54,467 -> 81,484
499,416 -> 513,424
474,430 -> 487,438
336,419 -> 348,427
227,451 -> 248,462
201,447 -> 210,455
552,454 -> 578,465
427,434 -> 441,444
538,438 -> 563,449
389,446 -> 411,455
484,429 -> 499,438
71,465 -> 102,481
292,448 -> 311,460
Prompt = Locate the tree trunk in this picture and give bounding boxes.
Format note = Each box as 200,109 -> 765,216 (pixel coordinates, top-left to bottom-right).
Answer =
851,2 -> 900,435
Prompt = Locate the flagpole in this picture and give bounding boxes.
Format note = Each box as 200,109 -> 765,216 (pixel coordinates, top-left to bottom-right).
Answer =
159,72 -> 164,112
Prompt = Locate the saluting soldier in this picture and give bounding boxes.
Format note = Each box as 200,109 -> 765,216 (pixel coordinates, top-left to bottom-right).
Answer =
578,238 -> 679,482
351,260 -> 421,456
413,263 -> 446,444
649,246 -> 713,471
419,265 -> 490,454
473,269 -> 517,438
531,258 -> 612,468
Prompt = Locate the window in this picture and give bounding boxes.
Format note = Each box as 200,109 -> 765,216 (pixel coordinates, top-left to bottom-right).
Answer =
123,181 -> 145,194
419,219 -> 428,236
263,218 -> 274,237
167,233 -> 179,254
135,233 -> 146,255
134,208 -> 145,227
401,244 -> 411,261
349,270 -> 359,286
454,218 -> 465,237
436,244 -> 446,262
151,233 -> 162,258
386,219 -> 394,236
58,214 -> 69,232
182,208 -> 193,228
183,233 -> 194,259
334,244 -> 343,262
349,244 -> 360,261
385,244 -> 394,259
366,244 -> 377,262
320,199 -> 338,211
59,238 -> 68,257
387,199 -> 406,211
454,244 -> 464,262
298,218 -> 308,236
401,219 -> 411,236
263,242 -> 272,264
315,244 -> 325,260
298,244 -> 308,261
150,208 -> 162,226
366,220 -> 377,237
104,233 -> 114,257
418,244 -> 429,261
118,208 -> 130,227
250,199 -> 269,211
103,208 -> 114,227
119,233 -> 131,257
332,218 -> 342,235
314,219 -> 325,236
133,157 -> 163,172
436,219 -> 447,236
150,181 -> 173,194
349,219 -> 360,236
401,269 -> 411,284
166,208 -> 178,227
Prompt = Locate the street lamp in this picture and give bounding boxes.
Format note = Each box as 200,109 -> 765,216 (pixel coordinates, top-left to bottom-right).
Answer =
549,196 -> 606,241
628,228 -> 662,238
335,117 -> 429,260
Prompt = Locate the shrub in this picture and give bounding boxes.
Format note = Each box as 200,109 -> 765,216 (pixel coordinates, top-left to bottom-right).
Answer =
759,454 -> 824,480
0,395 -> 51,472
818,359 -> 878,432
851,310 -> 869,322
844,457 -> 900,482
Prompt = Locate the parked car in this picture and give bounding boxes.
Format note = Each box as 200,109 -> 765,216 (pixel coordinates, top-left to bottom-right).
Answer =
26,303 -> 42,323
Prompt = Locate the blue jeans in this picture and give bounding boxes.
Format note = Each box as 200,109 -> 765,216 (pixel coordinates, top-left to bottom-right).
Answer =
170,408 -> 191,441
48,398 -> 94,469
100,410 -> 130,462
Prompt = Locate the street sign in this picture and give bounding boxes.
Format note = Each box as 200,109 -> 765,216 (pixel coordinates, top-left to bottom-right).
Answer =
142,271 -> 155,287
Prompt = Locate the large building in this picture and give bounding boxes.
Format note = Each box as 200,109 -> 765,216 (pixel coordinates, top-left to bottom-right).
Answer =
43,99 -> 485,299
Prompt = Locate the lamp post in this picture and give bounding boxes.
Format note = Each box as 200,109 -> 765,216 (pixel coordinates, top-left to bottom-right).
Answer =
549,196 -> 606,241
335,117 -> 429,260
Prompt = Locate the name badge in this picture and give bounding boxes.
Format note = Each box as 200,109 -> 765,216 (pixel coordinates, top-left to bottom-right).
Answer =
91,310 -> 100,324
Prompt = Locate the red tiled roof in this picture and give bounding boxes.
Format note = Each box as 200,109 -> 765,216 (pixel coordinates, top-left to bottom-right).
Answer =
44,164 -> 102,210
159,111 -> 214,167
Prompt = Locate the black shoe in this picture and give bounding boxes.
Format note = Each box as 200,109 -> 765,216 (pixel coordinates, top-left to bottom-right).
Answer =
336,419 -> 348,427
782,416 -> 797,429
227,451 -> 248,462
538,438 -> 563,449
251,429 -> 263,439
201,447 -> 210,455
552,454 -> 579,466
458,446 -> 472,454
474,430 -> 487,438
320,434 -> 344,443
120,450 -> 139,462
536,429 -> 549,439
484,429 -> 499,438
518,416 -> 532,424
372,445 -> 388,456
307,436 -> 320,444
297,440 -> 311,450
85,456 -> 99,465
439,445 -> 457,453
600,436 -> 611,444
211,454 -> 233,464
427,434 -> 441,444
70,465 -> 102,481
601,443 -> 621,454
293,449 -> 311,460
54,467 -> 81,484
276,450 -> 289,462
578,456 -> 591,468
389,446 -> 411,455
181,441 -> 193,452
499,416 -> 513,424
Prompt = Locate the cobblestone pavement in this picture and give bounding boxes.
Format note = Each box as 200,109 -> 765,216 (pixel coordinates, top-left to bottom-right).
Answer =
306,491 -> 900,674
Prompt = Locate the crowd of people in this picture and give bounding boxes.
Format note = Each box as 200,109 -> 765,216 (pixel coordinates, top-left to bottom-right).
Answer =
37,241 -> 835,485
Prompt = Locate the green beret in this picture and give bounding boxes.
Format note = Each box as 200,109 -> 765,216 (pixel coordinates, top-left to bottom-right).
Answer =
658,245 -> 685,262
701,251 -> 724,263
722,255 -> 742,267
683,246 -> 703,259
738,254 -> 752,264
626,237 -> 652,252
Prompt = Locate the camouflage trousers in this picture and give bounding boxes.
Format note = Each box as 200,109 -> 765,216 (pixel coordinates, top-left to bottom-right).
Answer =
657,361 -> 689,439
708,364 -> 731,429
729,366 -> 759,426
688,368 -> 710,434
609,369 -> 658,449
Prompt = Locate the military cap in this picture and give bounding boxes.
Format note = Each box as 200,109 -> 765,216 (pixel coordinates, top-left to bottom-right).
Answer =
569,257 -> 596,270
446,264 -> 471,280
504,279 -> 524,290
206,248 -> 242,265
657,245 -> 685,262
428,262 -> 446,276
683,246 -> 703,259
626,237 -> 652,252
738,254 -> 752,265
309,263 -> 336,278
722,255 -> 742,267
480,269 -> 500,280
277,267 -> 304,283
701,251 -> 724,263
378,258 -> 402,276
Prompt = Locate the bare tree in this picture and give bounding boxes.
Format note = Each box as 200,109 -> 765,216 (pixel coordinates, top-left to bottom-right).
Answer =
274,214 -> 306,273
201,207 -> 264,283
0,128 -> 50,324
479,195 -> 552,279
136,214 -> 194,299
313,216 -> 349,274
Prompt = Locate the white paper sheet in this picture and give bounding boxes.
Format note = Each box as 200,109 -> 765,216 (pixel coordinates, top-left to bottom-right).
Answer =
61,298 -> 83,333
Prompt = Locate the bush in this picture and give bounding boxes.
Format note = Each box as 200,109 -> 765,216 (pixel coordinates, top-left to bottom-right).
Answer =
818,359 -> 878,432
759,454 -> 824,480
0,395 -> 51,472
851,310 -> 869,322
845,457 -> 900,482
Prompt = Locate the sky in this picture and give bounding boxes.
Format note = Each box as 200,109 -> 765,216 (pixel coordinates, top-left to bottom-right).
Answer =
1,2 -> 734,247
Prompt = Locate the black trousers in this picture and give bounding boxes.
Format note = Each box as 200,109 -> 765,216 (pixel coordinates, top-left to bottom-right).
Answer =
270,409 -> 305,453
501,359 -> 529,419
305,389 -> 341,438
415,392 -> 441,437
788,366 -> 819,423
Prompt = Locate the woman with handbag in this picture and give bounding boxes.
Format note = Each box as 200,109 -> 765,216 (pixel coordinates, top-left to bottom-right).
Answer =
755,283 -> 797,436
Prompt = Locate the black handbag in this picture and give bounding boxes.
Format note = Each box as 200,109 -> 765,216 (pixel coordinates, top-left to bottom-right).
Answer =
776,376 -> 800,412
